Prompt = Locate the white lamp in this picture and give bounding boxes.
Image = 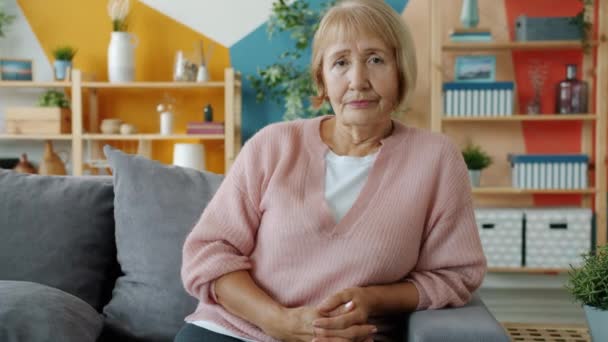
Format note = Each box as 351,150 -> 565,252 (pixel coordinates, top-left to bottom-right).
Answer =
173,143 -> 205,171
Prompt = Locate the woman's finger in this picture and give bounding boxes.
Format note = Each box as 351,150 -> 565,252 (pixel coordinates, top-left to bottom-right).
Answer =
317,291 -> 351,313
313,310 -> 363,329
313,324 -> 377,339
312,338 -> 351,342
326,300 -> 355,317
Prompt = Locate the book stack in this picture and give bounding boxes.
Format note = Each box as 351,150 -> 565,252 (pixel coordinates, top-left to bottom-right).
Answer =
509,154 -> 588,189
186,121 -> 224,135
449,27 -> 492,42
443,82 -> 514,117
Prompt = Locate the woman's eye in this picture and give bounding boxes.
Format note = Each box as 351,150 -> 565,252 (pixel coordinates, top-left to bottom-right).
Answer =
369,56 -> 384,64
334,59 -> 348,67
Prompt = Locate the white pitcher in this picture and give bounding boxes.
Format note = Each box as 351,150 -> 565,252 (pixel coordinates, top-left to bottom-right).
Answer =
108,32 -> 138,82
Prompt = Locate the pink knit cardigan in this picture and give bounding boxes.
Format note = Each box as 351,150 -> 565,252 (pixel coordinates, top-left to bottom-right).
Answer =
181,116 -> 486,341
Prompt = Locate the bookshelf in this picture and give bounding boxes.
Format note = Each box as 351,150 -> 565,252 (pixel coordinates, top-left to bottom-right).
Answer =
429,0 -> 608,272
0,68 -> 242,176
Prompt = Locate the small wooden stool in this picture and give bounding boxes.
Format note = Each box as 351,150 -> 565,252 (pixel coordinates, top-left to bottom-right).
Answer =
502,322 -> 590,342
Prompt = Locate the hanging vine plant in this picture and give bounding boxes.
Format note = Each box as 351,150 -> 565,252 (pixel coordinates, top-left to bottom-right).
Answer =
570,0 -> 594,53
248,0 -> 335,121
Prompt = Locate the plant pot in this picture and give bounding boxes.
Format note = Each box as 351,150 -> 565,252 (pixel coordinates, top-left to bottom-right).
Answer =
108,31 -> 138,82
54,60 -> 72,80
468,169 -> 481,187
584,305 -> 608,341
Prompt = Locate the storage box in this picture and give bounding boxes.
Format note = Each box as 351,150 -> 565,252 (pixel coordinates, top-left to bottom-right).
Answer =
515,15 -> 582,41
475,208 -> 524,267
509,154 -> 588,189
524,208 -> 592,268
443,82 -> 514,117
4,107 -> 71,134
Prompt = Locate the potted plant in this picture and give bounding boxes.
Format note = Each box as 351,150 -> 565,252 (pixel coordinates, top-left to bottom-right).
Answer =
566,245 -> 608,341
462,143 -> 492,187
52,46 -> 77,80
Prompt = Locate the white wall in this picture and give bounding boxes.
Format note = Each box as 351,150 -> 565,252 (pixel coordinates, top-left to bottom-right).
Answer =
138,0 -> 276,47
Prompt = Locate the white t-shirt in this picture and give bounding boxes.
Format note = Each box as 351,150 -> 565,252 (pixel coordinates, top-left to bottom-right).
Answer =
324,149 -> 378,222
191,149 -> 377,340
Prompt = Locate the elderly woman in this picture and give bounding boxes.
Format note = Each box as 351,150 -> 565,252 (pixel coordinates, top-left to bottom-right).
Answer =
176,0 -> 486,341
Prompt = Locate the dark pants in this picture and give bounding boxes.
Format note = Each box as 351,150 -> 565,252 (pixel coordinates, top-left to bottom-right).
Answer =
174,323 -> 244,342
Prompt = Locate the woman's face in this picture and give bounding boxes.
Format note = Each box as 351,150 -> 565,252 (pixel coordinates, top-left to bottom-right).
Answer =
322,35 -> 399,126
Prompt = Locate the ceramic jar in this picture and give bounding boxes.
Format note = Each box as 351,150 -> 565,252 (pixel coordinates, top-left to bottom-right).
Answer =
101,119 -> 123,134
38,141 -> 68,176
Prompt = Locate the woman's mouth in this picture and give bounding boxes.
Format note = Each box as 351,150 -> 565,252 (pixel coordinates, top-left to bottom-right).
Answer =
347,100 -> 376,109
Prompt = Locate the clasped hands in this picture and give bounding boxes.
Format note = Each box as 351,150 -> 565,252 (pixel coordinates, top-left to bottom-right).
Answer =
270,287 -> 377,342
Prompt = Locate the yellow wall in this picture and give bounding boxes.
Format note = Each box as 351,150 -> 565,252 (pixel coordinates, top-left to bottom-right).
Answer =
18,0 -> 231,173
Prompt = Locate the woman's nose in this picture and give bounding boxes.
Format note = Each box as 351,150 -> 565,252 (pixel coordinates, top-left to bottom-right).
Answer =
348,62 -> 370,91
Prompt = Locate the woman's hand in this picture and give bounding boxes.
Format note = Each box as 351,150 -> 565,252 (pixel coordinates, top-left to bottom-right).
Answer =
263,305 -> 321,342
311,287 -> 377,341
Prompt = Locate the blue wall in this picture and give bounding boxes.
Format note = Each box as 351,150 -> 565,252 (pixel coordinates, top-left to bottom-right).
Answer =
230,0 -> 408,142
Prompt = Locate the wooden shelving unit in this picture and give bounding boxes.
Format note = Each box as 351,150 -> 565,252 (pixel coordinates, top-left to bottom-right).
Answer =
472,187 -> 596,195
0,134 -> 74,140
81,81 -> 230,89
442,40 -> 599,51
0,68 -> 242,176
442,114 -> 596,122
0,81 -> 71,88
82,134 -> 225,141
430,0 -> 608,274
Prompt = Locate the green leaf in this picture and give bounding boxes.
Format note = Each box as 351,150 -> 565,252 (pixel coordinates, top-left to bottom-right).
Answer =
38,90 -> 70,108
251,0 -> 336,119
0,10 -> 16,38
52,46 -> 78,61
566,245 -> 608,310
462,143 -> 492,170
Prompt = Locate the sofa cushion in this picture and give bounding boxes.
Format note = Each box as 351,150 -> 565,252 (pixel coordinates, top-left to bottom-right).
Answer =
0,280 -> 103,342
102,146 -> 223,342
0,171 -> 117,311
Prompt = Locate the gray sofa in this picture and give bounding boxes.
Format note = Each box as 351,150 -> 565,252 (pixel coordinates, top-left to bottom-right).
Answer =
0,146 -> 509,342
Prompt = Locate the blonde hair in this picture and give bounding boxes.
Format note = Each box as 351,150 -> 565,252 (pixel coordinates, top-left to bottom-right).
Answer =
310,0 -> 417,116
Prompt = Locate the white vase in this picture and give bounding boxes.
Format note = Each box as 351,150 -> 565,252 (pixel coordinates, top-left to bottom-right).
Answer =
108,31 -> 138,82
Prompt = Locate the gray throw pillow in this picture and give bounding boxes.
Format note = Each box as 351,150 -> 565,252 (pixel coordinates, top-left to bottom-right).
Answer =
0,280 -> 103,342
0,171 -> 117,311
102,146 -> 223,342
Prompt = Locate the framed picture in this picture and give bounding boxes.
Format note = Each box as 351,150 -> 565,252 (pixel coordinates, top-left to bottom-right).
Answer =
0,59 -> 33,81
454,55 -> 496,82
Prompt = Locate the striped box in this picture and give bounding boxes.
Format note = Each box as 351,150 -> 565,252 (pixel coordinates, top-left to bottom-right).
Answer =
475,208 -> 524,267
443,82 -> 514,117
524,208 -> 592,268
509,154 -> 588,189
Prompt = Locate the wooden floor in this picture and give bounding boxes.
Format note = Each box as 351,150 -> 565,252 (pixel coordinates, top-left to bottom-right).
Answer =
503,323 -> 590,342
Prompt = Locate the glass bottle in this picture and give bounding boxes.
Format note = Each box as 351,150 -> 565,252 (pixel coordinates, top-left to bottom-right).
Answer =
555,64 -> 588,114
157,104 -> 174,135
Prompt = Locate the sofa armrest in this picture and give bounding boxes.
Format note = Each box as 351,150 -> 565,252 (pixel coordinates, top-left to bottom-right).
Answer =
403,293 -> 510,342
